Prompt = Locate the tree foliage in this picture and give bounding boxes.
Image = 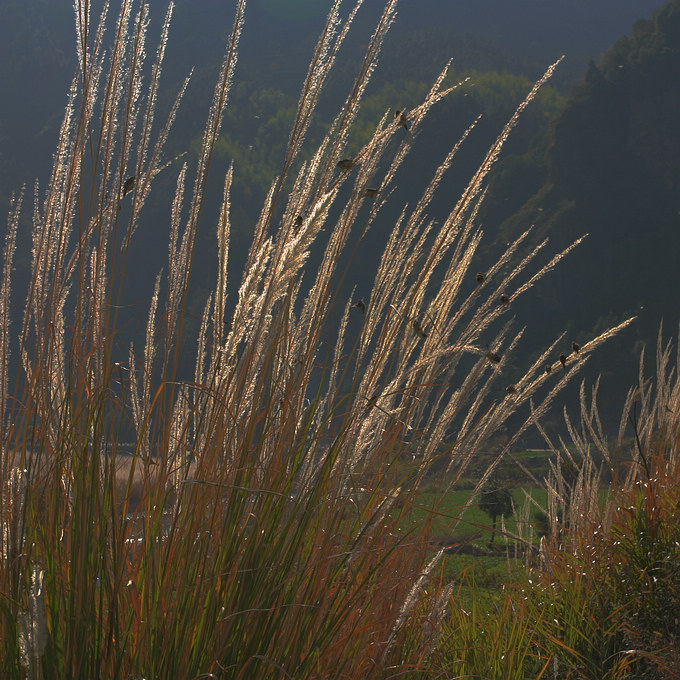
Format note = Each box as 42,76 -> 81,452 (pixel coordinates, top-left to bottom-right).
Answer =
479,481 -> 514,545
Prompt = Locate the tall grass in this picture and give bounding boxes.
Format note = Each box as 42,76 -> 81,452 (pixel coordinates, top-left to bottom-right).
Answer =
521,326 -> 680,679
0,1 -> 631,678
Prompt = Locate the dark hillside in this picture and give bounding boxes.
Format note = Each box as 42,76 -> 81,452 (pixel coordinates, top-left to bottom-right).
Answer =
489,0 -> 680,420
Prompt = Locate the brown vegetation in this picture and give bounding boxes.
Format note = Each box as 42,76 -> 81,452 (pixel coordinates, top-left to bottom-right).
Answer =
0,1 -> 637,678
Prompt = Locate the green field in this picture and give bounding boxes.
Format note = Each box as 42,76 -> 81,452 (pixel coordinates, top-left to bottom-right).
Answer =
406,487 -> 549,541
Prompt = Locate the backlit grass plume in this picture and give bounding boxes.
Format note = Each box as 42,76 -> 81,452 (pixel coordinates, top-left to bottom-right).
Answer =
0,1 -> 632,678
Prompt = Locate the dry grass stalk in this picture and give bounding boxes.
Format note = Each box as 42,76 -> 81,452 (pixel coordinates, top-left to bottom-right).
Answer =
0,1 -> 635,677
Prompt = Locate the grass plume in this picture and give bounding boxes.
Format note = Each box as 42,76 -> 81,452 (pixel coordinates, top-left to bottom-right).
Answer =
0,1 -> 633,678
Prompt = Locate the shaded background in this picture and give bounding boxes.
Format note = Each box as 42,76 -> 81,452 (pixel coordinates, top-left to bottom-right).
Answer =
1,0 -> 677,438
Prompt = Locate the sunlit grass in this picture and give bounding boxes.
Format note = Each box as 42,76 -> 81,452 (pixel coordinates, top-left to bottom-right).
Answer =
0,1 -> 644,678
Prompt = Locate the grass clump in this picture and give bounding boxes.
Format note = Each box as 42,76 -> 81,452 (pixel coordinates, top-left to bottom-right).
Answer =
518,328 -> 680,679
434,579 -> 551,680
0,1 -> 633,678
417,331 -> 680,680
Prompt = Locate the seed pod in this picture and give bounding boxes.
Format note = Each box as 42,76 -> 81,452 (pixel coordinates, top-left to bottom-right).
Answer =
337,158 -> 355,171
122,175 -> 136,196
412,319 -> 428,338
395,110 -> 410,131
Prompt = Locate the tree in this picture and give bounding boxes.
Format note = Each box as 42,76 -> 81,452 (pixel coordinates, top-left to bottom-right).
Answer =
479,482 -> 514,547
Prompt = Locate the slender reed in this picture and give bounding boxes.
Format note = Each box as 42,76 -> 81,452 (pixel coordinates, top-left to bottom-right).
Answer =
0,1 -> 632,678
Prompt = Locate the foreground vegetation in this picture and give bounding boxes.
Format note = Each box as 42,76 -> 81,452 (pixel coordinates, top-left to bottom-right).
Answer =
1,1 -> 676,678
